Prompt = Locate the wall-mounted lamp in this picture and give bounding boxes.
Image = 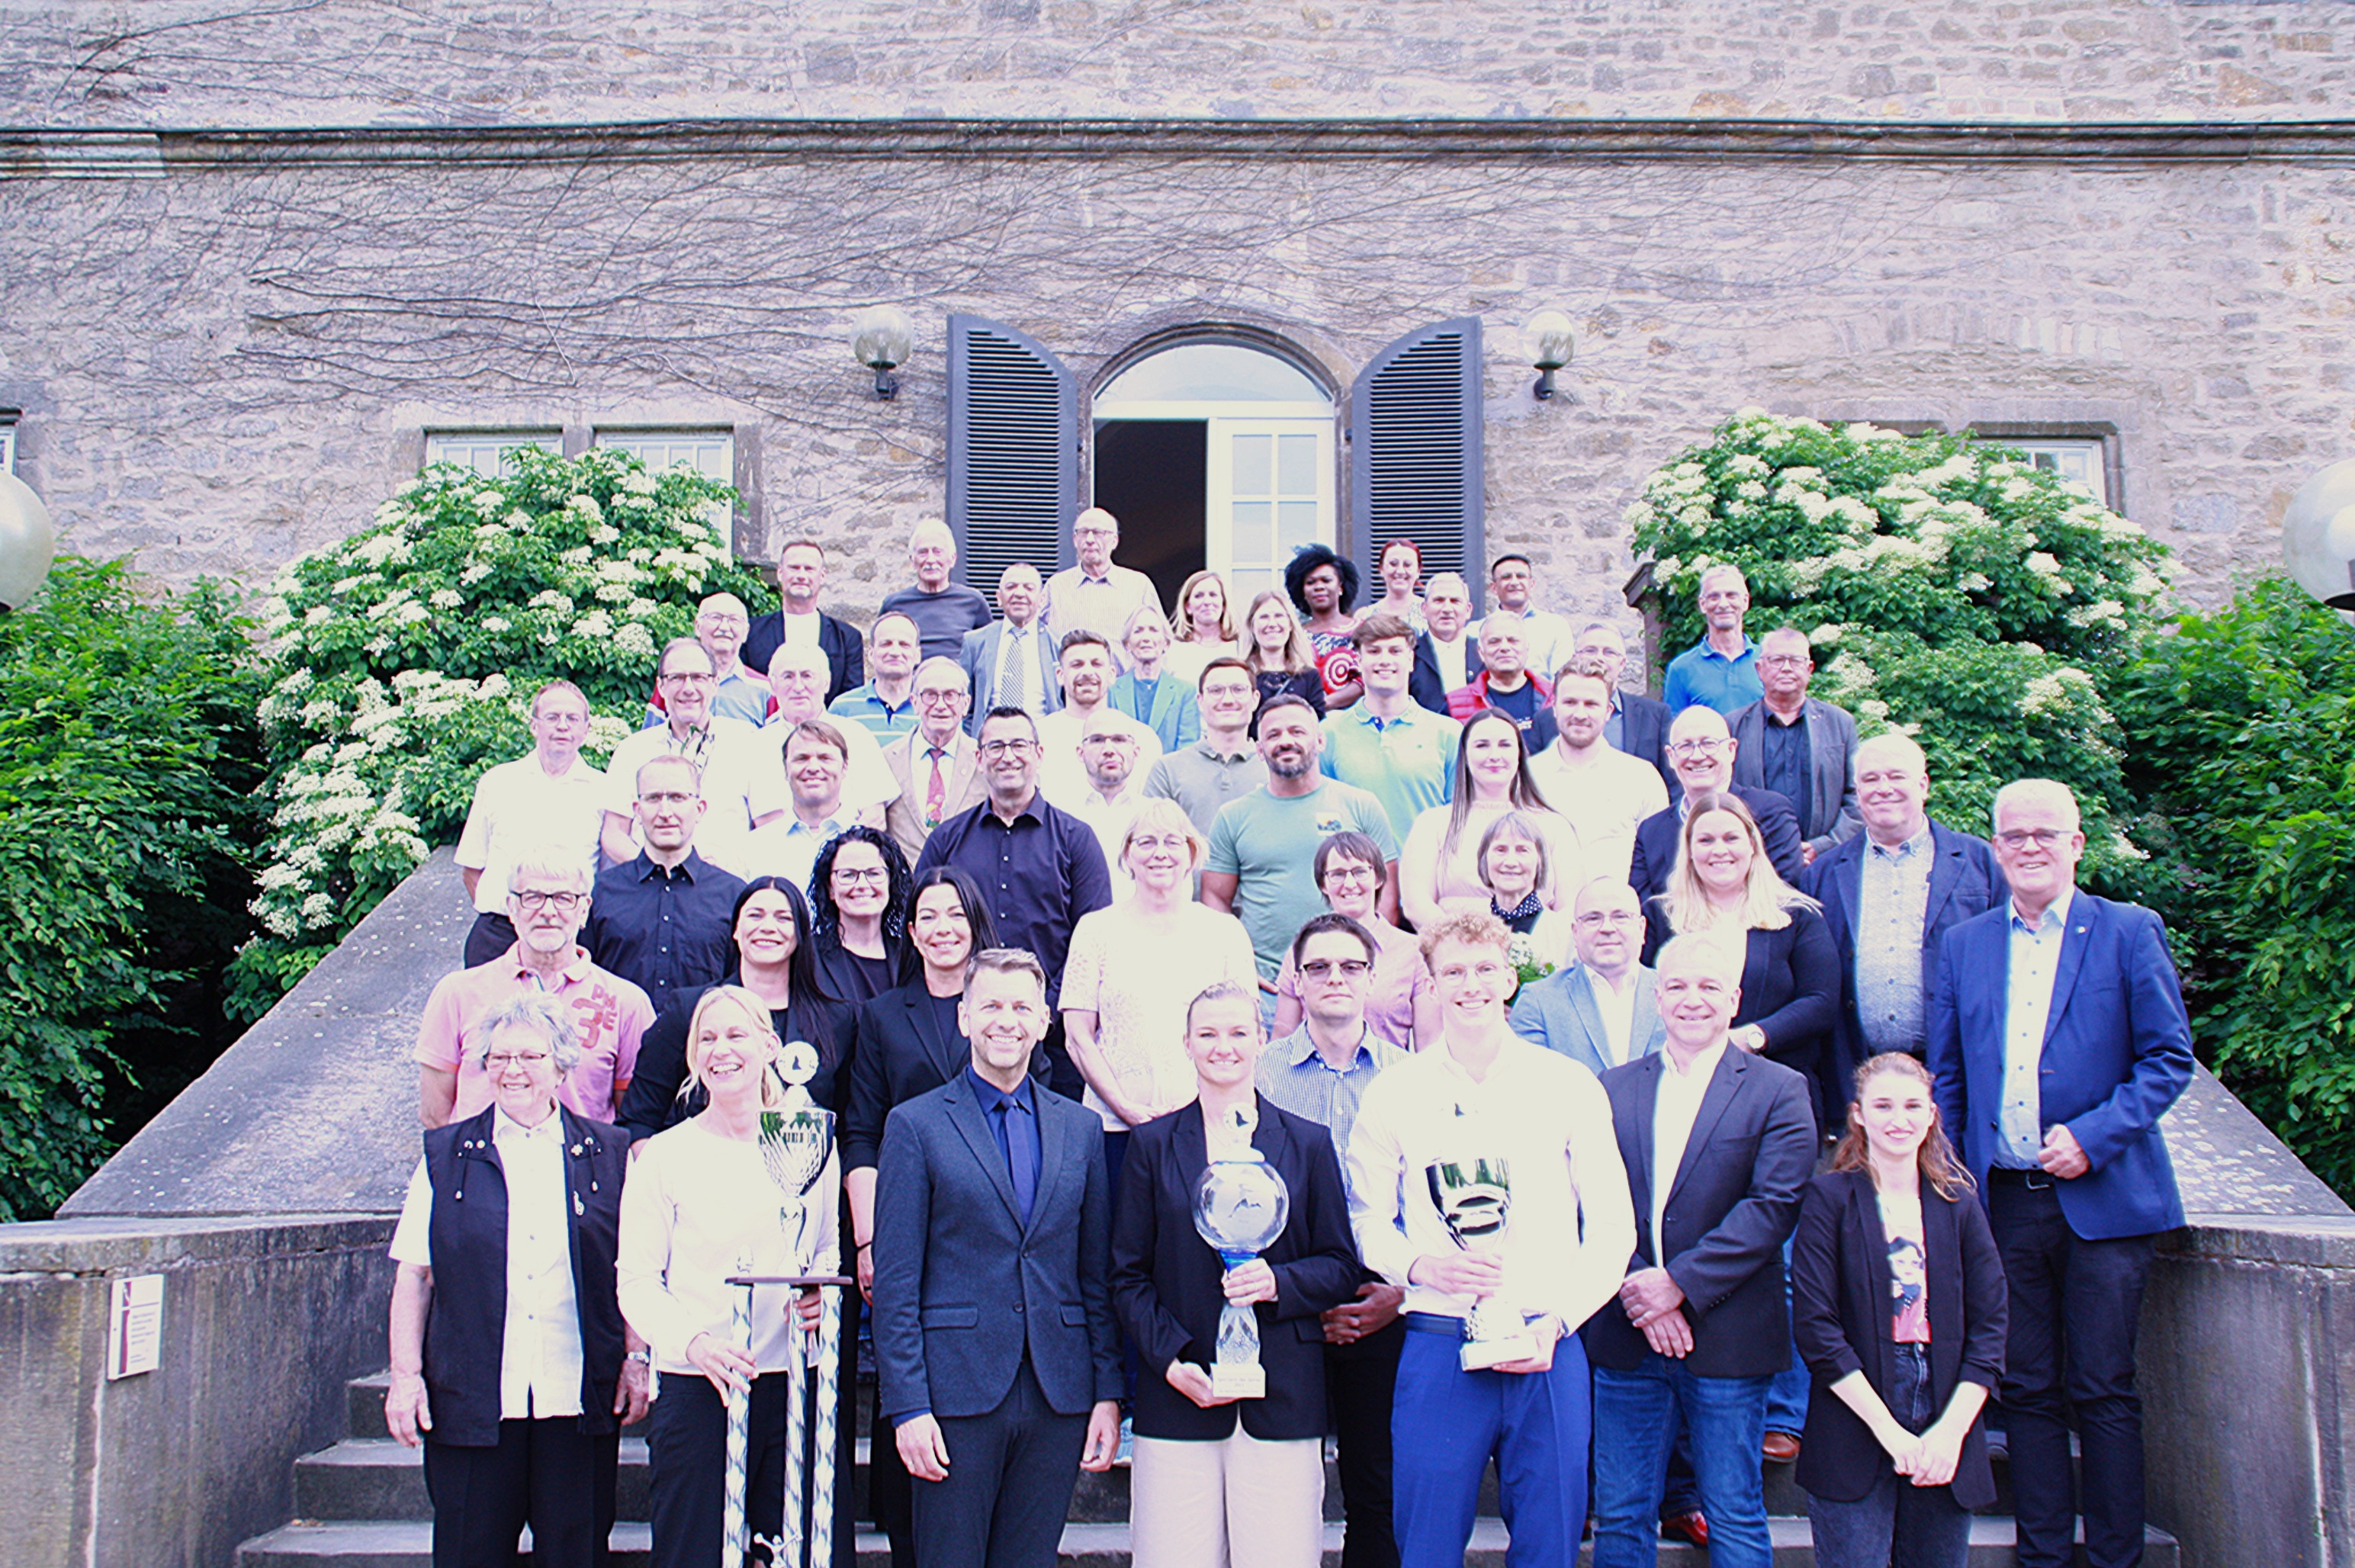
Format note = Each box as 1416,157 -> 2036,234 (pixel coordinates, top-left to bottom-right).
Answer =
2283,458 -> 2355,611
851,306 -> 916,400
1522,309 -> 1576,401
0,471 -> 56,615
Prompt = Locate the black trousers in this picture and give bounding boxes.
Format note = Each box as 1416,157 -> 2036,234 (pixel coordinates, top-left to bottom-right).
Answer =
1326,1316 -> 1404,1568
911,1358 -> 1085,1568
1988,1172 -> 2156,1568
421,1417 -> 618,1568
464,911 -> 519,968
647,1372 -> 789,1568
1039,1016 -> 1082,1103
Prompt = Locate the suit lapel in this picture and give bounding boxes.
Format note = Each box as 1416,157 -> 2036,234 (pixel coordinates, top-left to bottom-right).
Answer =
1624,1056 -> 1664,1250
1567,969 -> 1610,1062
1833,838 -> 1865,942
1025,1094 -> 1073,1240
908,990 -> 963,1085
944,1077 -> 1023,1226
2042,895 -> 2099,1049
1922,827 -> 1965,930
1807,699 -> 1840,819
1666,1050 -> 1746,1206
1630,978 -> 1663,1059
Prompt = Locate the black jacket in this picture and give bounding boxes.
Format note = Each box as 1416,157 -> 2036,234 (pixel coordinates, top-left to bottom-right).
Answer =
1614,691 -> 1675,792
1408,632 -> 1473,716
1583,1048 -> 1816,1378
743,609 -> 864,705
1628,783 -> 1806,904
1791,1170 -> 2008,1510
842,982 -> 1046,1173
1110,1098 -> 1361,1441
1638,903 -> 1842,1081
419,1107 -> 631,1446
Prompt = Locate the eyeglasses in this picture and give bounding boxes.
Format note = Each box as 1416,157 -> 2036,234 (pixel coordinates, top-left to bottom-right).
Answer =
1667,738 -> 1731,757
1995,827 -> 2071,850
833,865 -> 891,885
484,1050 -> 552,1070
511,890 -> 584,911
1757,654 -> 1811,669
660,671 -> 717,687
1299,959 -> 1371,979
1573,911 -> 1642,927
917,689 -> 967,705
1320,863 -> 1377,882
977,739 -> 1036,757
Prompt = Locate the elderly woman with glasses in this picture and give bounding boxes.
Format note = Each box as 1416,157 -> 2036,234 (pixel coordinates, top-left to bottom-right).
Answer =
385,991 -> 647,1568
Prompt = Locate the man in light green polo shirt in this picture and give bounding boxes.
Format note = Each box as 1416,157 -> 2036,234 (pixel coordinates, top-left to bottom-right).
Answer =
1319,612 -> 1459,841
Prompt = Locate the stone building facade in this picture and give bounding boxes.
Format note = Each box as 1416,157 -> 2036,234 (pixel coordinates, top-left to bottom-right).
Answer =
2,0 -> 2350,631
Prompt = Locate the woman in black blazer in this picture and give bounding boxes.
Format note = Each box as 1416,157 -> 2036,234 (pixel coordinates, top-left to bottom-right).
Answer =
1791,1052 -> 2007,1568
1110,980 -> 1361,1568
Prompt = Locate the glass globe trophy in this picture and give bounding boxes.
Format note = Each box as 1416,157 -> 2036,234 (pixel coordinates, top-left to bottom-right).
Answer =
1192,1133 -> 1291,1399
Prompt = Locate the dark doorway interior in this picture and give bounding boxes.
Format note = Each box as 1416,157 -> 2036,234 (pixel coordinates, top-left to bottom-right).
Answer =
1093,419 -> 1206,613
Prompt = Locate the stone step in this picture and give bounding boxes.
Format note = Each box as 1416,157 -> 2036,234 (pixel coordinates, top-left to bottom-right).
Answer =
237,1515 -> 2176,1567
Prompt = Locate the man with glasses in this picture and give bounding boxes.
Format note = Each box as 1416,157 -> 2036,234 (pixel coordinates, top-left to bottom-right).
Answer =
879,519 -> 993,664
646,593 -> 768,727
915,708 -> 1115,1099
1509,878 -> 1666,1078
1043,507 -> 1161,671
1661,565 -> 1764,717
601,638 -> 784,876
416,856 -> 654,1129
454,680 -> 606,966
1348,911 -> 1635,1567
1728,628 -> 1861,865
742,537 -> 863,704
1928,779 -> 2193,1568
1258,912 -> 1409,1568
1035,630 -> 1162,805
583,754 -> 745,1013
882,657 -> 985,867
1569,622 -> 1674,790
1143,657 -> 1269,841
1627,705 -> 1804,904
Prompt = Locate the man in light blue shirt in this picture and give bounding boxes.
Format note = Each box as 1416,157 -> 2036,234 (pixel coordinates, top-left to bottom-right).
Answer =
828,612 -> 923,739
1660,564 -> 1763,716
1320,613 -> 1458,841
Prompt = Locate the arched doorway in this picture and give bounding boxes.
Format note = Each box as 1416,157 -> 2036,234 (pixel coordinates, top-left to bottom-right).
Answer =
1091,341 -> 1336,611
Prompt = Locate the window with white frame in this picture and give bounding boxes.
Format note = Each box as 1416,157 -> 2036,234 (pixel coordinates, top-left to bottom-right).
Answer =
423,429 -> 562,476
1984,434 -> 2112,508
594,429 -> 734,484
0,421 -> 14,474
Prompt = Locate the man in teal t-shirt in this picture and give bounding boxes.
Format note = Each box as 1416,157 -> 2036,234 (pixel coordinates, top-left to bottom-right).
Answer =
1202,694 -> 1401,991
1319,613 -> 1459,840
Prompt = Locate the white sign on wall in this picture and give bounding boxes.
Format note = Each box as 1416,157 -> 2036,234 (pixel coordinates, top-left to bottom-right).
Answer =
107,1275 -> 163,1380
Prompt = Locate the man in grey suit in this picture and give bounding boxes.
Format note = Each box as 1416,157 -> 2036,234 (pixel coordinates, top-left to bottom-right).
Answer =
958,564 -> 1062,737
1727,627 -> 1860,865
872,948 -> 1123,1568
1509,878 -> 1666,1077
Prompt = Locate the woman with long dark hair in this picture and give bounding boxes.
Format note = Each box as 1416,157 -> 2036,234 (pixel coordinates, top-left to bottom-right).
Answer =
807,826 -> 917,1006
1240,590 -> 1325,734
1396,708 -> 1581,931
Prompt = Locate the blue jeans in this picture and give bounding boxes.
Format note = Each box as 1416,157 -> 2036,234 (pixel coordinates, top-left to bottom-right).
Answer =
1765,1232 -> 1809,1435
1393,1317 -> 1589,1568
1804,1344 -> 1971,1568
1590,1357 -> 1772,1568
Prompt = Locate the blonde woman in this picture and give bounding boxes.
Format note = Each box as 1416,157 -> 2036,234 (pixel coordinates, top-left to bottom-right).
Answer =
1165,570 -> 1242,689
617,986 -> 834,1568
1059,798 -> 1260,1189
1396,708 -> 1581,930
1239,590 -> 1324,732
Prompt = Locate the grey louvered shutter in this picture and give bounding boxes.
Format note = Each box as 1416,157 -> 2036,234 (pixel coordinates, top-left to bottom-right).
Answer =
947,315 -> 1078,612
1348,317 -> 1485,611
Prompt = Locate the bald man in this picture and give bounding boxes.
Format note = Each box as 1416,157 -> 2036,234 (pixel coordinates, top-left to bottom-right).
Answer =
879,519 -> 993,664
1627,705 -> 1805,904
1042,507 -> 1161,671
1798,731 -> 2006,1081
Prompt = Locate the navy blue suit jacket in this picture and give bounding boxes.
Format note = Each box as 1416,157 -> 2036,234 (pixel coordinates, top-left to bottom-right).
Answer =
1628,783 -> 1806,904
742,609 -> 863,705
1926,892 -> 2194,1241
1800,820 -> 2006,1075
1408,633 -> 1468,715
872,1074 -> 1123,1422
1614,691 -> 1675,792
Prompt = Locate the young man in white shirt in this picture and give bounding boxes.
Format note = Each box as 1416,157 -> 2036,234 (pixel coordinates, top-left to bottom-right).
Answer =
1347,911 -> 1635,1568
761,644 -> 895,826
745,718 -> 859,891
1526,656 -> 1669,885
455,679 -> 607,966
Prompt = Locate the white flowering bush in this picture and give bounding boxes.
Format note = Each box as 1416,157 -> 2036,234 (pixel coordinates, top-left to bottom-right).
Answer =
1627,410 -> 2174,888
232,448 -> 766,1017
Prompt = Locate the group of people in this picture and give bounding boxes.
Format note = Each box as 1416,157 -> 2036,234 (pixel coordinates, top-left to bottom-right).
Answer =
390,512 -> 2196,1568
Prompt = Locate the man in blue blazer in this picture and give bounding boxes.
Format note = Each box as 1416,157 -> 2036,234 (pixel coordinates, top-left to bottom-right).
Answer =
872,949 -> 1123,1568
1926,778 -> 2194,1568
1627,705 -> 1805,903
956,564 -> 1062,737
1509,877 -> 1666,1077
1799,732 -> 2006,1089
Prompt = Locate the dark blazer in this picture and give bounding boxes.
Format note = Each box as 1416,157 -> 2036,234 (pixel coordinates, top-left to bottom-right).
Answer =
1110,1098 -> 1361,1443
418,1107 -> 631,1446
958,621 -> 1064,736
842,982 -> 1047,1173
872,1075 -> 1124,1421
1926,892 -> 2194,1241
743,609 -> 863,705
1800,820 -> 2007,1074
1639,903 -> 1841,1081
1628,783 -> 1806,904
1791,1171 -> 2008,1510
613,980 -> 846,1142
1583,1047 -> 1817,1378
1613,691 -> 1675,792
1248,668 -> 1325,734
1408,632 -> 1472,715
1728,696 -> 1863,851
811,935 -> 914,1012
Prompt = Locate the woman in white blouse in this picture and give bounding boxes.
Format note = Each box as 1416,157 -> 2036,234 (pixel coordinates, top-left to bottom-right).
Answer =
1060,797 -> 1260,1189
617,985 -> 836,1568
1397,708 -> 1582,931
1163,569 -> 1242,689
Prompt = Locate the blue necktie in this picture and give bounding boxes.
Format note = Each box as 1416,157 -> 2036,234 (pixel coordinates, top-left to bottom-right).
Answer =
991,1091 -> 1038,1227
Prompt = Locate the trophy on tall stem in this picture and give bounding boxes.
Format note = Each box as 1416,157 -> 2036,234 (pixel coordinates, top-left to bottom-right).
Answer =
1425,1104 -> 1537,1371
1191,1106 -> 1290,1399
720,1039 -> 851,1568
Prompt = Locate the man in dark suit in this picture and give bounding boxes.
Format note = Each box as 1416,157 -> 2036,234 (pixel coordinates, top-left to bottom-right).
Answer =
872,947 -> 1123,1568
1800,732 -> 2006,1089
1927,778 -> 2194,1568
1727,627 -> 1862,863
1406,572 -> 1478,716
958,564 -> 1062,737
1586,932 -> 1817,1568
741,537 -> 863,705
1570,620 -> 1673,790
1627,705 -> 1805,903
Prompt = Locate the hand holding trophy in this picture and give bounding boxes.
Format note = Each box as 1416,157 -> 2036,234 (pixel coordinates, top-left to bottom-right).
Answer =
1425,1151 -> 1540,1370
1192,1107 -> 1291,1399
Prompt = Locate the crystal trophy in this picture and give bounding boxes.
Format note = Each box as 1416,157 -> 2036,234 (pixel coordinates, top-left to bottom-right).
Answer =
1191,1110 -> 1291,1399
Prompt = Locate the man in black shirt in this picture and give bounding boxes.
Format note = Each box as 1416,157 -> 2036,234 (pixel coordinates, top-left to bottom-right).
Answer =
581,753 -> 746,1014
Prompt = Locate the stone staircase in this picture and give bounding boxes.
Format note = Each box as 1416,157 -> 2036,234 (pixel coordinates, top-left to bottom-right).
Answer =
236,1370 -> 2177,1566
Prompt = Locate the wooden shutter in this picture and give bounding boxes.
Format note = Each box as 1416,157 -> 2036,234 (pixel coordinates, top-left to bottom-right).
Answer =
1348,317 -> 1485,611
947,314 -> 1078,612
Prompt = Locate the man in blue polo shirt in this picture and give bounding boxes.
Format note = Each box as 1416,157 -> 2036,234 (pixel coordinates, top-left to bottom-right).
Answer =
1660,564 -> 1764,717
1321,613 -> 1458,842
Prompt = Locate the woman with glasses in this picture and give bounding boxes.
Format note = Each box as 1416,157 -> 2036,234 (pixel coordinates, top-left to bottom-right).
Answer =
808,826 -> 917,1007
1397,708 -> 1582,932
1268,831 -> 1440,1052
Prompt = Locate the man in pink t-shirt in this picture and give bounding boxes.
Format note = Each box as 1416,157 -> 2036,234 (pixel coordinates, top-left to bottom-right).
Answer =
415,856 -> 654,1127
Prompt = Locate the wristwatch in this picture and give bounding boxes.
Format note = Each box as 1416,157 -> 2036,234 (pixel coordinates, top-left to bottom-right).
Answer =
625,1349 -> 651,1366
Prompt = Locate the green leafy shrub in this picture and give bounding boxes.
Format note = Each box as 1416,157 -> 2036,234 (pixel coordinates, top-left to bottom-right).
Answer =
233,448 -> 766,1020
0,558 -> 265,1219
1625,409 -> 2173,889
2112,579 -> 2355,1192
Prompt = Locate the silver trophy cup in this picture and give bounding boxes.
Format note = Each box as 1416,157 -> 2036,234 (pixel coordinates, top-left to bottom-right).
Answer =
1425,1155 -> 1539,1370
1192,1134 -> 1291,1400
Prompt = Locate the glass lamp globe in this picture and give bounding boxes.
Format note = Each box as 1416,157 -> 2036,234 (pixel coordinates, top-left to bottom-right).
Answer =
0,471 -> 57,613
2282,458 -> 2355,611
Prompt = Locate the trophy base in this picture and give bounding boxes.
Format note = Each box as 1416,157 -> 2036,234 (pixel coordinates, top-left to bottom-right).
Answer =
1460,1331 -> 1541,1372
1210,1364 -> 1267,1400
